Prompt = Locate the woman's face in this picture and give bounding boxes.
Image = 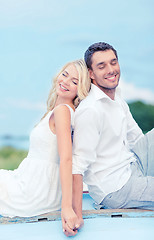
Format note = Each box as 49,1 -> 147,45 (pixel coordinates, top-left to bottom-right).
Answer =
56,64 -> 79,101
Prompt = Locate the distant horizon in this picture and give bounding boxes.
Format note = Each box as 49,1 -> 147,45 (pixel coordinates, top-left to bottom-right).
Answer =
0,99 -> 153,138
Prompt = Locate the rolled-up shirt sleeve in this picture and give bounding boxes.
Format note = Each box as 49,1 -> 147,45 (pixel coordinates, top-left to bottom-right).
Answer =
72,106 -> 101,176
122,101 -> 144,149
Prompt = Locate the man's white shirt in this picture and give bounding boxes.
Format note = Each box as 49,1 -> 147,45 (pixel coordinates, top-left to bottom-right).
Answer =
72,84 -> 143,204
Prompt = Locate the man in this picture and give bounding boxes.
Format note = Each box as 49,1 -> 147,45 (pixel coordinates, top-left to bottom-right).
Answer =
72,42 -> 154,225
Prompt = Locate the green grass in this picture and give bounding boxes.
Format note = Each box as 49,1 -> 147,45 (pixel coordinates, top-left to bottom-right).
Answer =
0,146 -> 28,170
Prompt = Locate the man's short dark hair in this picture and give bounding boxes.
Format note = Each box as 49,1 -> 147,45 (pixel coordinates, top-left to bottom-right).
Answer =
84,42 -> 118,69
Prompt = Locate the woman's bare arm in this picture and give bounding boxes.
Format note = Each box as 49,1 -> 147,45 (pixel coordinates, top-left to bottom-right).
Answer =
53,105 -> 79,236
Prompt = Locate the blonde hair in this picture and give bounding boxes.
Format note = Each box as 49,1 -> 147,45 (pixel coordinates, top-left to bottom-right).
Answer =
42,59 -> 91,119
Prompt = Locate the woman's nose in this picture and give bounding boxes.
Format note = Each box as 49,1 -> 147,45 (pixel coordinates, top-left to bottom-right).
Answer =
63,77 -> 70,85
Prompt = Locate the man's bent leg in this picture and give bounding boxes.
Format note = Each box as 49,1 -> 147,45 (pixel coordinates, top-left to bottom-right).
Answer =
146,129 -> 154,176
132,128 -> 154,176
100,162 -> 154,210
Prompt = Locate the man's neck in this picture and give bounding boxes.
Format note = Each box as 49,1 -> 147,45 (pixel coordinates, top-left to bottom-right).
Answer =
102,88 -> 115,100
93,83 -> 116,100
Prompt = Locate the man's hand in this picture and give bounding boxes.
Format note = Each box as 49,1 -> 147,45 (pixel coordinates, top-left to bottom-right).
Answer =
61,207 -> 83,237
77,217 -> 84,229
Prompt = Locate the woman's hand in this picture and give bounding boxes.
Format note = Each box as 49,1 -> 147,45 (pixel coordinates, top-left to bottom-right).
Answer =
61,207 -> 83,237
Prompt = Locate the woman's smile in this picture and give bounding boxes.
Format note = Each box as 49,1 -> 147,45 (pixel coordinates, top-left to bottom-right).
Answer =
59,84 -> 69,91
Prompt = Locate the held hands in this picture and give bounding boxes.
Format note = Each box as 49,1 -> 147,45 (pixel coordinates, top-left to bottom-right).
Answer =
61,207 -> 84,237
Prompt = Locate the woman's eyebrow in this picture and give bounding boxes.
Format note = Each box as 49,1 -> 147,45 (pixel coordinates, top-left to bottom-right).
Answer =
72,77 -> 79,81
64,70 -> 78,81
64,70 -> 69,75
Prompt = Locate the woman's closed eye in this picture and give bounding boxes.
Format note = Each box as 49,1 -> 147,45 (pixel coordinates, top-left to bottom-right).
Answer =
62,73 -> 67,77
72,80 -> 78,85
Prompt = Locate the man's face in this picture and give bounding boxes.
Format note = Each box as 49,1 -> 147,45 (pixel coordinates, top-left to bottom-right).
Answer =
89,50 -> 120,93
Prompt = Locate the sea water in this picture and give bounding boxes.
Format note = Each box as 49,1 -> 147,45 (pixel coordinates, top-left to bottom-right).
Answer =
0,136 -> 29,150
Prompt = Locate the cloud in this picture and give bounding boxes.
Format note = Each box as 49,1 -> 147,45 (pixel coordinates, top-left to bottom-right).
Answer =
119,79 -> 154,104
7,99 -> 46,111
5,79 -> 154,113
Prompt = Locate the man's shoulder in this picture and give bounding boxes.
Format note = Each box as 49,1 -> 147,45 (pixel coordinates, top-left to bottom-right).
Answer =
116,95 -> 129,112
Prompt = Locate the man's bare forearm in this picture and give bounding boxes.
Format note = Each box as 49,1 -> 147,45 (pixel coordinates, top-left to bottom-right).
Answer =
72,174 -> 83,218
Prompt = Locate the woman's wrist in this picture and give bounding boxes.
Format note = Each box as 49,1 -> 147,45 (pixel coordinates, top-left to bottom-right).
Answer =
61,203 -> 72,210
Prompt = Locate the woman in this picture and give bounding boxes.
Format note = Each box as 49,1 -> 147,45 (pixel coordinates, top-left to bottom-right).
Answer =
0,59 -> 90,235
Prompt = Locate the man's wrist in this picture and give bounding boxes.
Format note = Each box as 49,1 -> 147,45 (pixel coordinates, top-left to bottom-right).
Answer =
72,206 -> 83,218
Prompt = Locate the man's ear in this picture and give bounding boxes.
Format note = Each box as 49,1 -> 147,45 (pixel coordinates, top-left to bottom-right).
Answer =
89,69 -> 94,80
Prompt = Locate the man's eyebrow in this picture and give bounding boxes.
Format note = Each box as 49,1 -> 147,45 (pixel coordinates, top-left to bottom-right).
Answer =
111,58 -> 118,61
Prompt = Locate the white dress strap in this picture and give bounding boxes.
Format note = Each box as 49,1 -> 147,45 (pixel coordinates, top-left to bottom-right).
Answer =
50,104 -> 74,128
62,104 -> 74,113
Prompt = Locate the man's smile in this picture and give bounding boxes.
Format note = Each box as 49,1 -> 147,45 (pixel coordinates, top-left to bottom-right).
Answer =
105,74 -> 118,81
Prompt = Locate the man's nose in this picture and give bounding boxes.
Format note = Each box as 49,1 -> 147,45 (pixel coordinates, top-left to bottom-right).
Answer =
106,64 -> 114,74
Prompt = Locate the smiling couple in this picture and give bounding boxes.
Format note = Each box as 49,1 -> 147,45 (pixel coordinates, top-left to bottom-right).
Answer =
0,42 -> 153,237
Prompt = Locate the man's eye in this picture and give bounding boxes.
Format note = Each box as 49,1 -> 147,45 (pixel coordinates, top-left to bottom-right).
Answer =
62,73 -> 67,77
111,60 -> 117,65
99,66 -> 105,69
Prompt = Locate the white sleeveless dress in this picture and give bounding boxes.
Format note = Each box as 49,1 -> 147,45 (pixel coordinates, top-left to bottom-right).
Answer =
0,105 -> 74,217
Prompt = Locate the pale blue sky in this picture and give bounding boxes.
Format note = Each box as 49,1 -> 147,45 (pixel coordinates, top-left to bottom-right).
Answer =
0,0 -> 154,136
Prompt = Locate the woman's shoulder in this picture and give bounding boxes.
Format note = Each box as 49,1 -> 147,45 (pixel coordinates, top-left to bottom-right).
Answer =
54,104 -> 74,115
53,104 -> 74,124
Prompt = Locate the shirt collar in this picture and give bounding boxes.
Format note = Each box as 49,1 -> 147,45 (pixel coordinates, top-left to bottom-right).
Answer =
90,83 -> 121,101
